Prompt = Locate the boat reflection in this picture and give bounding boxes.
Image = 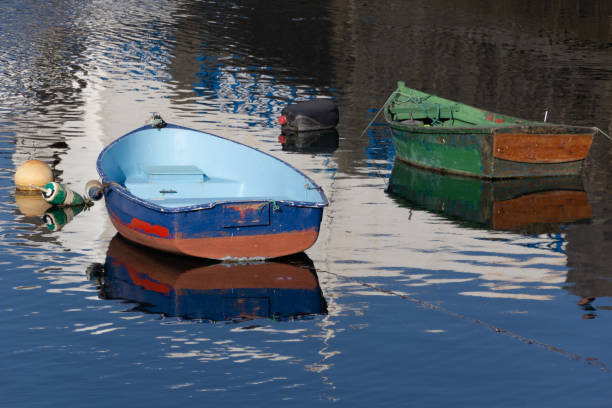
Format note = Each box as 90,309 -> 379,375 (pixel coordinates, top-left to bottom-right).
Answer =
386,160 -> 592,234
88,235 -> 328,322
278,128 -> 339,154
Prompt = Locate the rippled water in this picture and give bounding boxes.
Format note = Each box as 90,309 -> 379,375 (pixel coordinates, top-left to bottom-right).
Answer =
2,1 -> 612,406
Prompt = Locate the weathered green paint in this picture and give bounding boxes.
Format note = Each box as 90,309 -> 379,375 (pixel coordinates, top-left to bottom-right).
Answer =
391,128 -> 488,177
385,82 -> 596,179
42,182 -> 86,206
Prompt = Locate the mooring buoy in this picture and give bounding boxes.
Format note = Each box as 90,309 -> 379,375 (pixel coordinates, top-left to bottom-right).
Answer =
38,182 -> 86,206
14,160 -> 53,191
84,180 -> 104,201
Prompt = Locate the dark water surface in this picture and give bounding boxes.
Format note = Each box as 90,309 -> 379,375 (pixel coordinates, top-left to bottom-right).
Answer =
1,1 -> 612,406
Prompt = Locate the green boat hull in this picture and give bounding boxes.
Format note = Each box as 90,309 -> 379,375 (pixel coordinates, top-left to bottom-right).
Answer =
385,82 -> 595,179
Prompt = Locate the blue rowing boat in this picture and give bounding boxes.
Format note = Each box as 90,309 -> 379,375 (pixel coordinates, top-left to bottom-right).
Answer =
96,120 -> 328,260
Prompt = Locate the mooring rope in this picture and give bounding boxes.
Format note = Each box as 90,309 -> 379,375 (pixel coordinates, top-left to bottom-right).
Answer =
595,127 -> 612,143
319,268 -> 609,373
358,91 -> 398,139
354,93 -> 397,181
103,181 -> 127,191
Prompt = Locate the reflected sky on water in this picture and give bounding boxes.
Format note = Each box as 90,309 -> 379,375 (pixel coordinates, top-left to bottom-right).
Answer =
1,1 -> 612,406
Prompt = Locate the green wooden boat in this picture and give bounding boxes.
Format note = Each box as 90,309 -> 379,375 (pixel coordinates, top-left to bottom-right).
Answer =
386,160 -> 592,234
384,82 -> 596,179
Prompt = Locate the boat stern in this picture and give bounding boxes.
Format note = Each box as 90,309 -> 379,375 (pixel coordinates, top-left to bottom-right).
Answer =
491,125 -> 595,178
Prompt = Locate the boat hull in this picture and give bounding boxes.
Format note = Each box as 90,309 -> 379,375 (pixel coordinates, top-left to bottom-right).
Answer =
105,187 -> 323,260
389,125 -> 594,178
384,82 -> 595,179
97,124 -> 328,260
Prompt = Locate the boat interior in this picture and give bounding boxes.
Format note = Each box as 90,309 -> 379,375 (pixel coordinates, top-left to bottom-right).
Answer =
99,126 -> 327,208
387,82 -> 525,128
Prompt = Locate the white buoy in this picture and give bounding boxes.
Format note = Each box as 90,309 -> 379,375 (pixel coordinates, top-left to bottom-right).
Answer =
15,160 -> 53,191
84,180 -> 104,201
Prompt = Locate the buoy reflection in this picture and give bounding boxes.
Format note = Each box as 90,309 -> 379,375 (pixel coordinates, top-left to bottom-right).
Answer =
15,192 -> 89,231
42,205 -> 87,231
89,235 -> 328,322
14,192 -> 52,217
278,128 -> 339,154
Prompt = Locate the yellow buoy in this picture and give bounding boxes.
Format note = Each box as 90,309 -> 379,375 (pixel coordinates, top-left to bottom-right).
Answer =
15,160 -> 53,191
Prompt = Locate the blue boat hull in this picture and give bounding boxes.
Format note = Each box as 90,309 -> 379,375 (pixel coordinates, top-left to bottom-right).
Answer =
97,124 -> 328,260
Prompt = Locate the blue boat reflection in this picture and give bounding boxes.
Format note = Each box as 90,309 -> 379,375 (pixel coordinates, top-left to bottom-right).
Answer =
386,160 -> 592,234
89,235 -> 328,322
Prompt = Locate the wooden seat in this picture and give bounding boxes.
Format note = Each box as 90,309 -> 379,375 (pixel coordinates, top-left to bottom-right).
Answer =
143,165 -> 206,183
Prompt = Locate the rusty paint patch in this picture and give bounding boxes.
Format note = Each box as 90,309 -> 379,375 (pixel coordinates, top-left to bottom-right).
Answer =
223,202 -> 270,228
493,133 -> 593,164
226,202 -> 268,219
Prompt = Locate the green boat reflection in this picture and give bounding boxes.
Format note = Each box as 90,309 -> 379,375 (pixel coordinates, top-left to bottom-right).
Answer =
386,160 -> 592,234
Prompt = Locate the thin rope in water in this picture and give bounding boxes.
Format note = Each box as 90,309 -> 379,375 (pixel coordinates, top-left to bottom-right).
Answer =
356,91 -> 400,180
319,268 -> 610,373
358,91 -> 398,139
595,127 -> 612,142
